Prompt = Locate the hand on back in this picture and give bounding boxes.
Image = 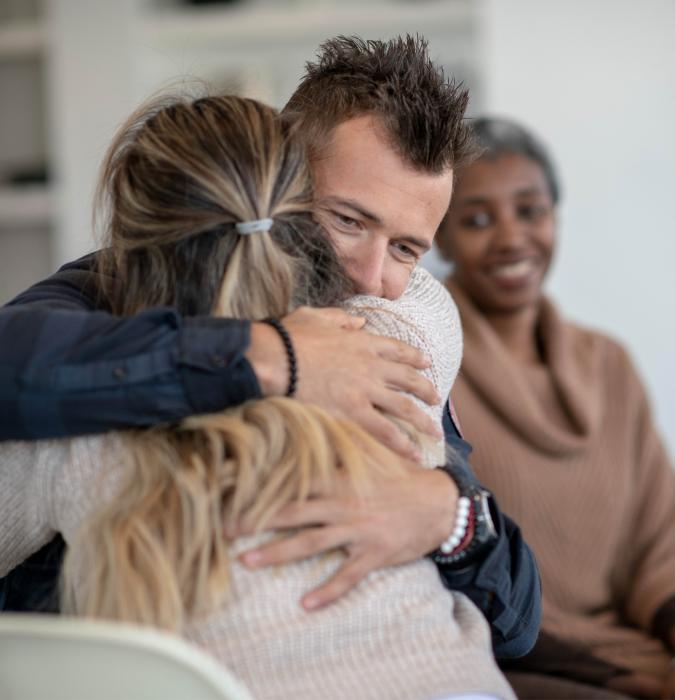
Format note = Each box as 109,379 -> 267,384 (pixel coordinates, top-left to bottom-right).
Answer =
239,457 -> 458,610
243,306 -> 459,609
248,306 -> 442,461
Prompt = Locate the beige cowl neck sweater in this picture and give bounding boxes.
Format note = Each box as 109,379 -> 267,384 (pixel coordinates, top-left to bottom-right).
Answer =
446,278 -> 675,699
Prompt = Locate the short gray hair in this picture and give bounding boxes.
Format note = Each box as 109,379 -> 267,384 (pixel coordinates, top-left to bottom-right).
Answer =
470,117 -> 561,205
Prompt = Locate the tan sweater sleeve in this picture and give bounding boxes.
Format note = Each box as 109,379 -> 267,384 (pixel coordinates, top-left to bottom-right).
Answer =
0,440 -> 64,577
618,347 -> 675,634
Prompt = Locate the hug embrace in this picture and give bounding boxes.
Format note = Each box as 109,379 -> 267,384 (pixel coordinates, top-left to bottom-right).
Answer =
22,33 -> 671,700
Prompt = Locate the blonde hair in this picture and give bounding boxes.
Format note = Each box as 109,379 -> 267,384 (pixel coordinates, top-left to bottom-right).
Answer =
95,92 -> 350,318
60,91 -> 403,631
63,399 -> 401,631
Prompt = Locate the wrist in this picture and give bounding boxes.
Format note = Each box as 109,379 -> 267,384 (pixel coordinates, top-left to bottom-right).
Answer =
245,322 -> 287,396
262,318 -> 298,397
426,467 -> 459,548
439,497 -> 474,555
431,464 -> 498,568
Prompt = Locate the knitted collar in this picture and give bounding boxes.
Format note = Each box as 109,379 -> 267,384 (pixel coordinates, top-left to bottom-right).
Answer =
446,278 -> 603,456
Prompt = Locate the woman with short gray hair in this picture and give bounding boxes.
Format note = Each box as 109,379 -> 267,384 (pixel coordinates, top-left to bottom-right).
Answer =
437,116 -> 675,700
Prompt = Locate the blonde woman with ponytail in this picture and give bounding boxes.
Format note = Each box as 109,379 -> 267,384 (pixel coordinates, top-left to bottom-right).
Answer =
94,93 -> 347,319
0,93 -> 514,700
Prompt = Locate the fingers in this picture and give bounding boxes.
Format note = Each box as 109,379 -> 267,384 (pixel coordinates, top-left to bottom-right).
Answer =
339,315 -> 366,331
240,525 -> 381,611
352,405 -> 422,461
301,554 -> 374,610
373,387 -> 443,439
267,499 -> 344,530
381,362 -> 440,407
239,525 -> 351,569
309,307 -> 361,328
236,496 -> 339,537
285,306 -> 365,330
372,335 -> 430,370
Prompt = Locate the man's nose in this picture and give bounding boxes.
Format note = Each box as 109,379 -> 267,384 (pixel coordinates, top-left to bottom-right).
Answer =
353,247 -> 386,297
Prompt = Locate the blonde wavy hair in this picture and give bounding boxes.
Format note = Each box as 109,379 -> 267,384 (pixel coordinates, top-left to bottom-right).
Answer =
63,399 -> 401,631
60,92 -> 406,631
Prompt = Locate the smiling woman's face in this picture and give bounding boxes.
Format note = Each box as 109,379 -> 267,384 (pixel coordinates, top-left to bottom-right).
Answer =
437,152 -> 556,315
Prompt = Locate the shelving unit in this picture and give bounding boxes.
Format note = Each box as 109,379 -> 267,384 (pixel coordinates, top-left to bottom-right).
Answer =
0,19 -> 45,58
139,0 -> 480,108
0,186 -> 53,227
0,1 -> 52,304
144,2 -> 474,48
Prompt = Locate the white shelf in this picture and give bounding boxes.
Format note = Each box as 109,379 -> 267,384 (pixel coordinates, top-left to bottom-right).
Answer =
0,21 -> 46,59
143,1 -> 473,48
0,186 -> 53,227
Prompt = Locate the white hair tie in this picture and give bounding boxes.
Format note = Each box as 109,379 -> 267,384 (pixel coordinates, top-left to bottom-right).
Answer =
235,218 -> 274,235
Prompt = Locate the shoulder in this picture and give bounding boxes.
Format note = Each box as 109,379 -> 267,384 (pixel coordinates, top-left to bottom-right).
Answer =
0,437 -> 106,530
347,267 -> 463,388
46,434 -> 131,535
22,434 -> 120,496
383,267 -> 462,354
561,315 -> 646,396
345,267 -> 461,344
407,267 -> 460,322
5,252 -> 106,311
568,318 -> 637,369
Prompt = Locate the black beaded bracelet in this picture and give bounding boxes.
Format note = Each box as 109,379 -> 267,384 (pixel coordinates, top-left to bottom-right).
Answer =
263,318 -> 298,398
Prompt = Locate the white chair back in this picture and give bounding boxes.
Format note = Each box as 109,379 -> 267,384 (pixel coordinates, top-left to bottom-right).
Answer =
0,614 -> 254,700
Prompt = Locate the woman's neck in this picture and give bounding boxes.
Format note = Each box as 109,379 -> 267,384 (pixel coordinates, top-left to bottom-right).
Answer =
481,304 -> 542,366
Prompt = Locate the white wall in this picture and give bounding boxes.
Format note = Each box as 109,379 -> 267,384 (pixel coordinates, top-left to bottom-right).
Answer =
477,0 -> 675,455
47,0 -> 142,264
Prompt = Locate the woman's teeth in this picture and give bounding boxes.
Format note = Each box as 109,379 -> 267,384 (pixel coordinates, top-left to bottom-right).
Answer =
491,260 -> 535,280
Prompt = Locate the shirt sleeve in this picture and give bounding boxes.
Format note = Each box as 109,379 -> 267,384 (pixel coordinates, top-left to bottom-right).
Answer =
437,402 -> 542,659
1,254 -> 262,440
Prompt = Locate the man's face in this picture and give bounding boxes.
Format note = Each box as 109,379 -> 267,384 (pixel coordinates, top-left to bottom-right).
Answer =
311,115 -> 454,300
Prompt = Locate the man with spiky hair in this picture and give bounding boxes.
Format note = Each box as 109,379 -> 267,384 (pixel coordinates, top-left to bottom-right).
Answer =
287,35 -> 470,171
0,35 -> 540,659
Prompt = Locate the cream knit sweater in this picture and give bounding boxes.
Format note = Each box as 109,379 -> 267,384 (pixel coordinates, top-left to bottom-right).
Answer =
447,278 -> 675,699
0,269 -> 514,700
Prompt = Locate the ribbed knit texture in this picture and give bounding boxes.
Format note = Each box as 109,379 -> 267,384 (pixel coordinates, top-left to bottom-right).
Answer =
345,267 -> 463,466
0,270 -> 513,700
447,278 -> 675,698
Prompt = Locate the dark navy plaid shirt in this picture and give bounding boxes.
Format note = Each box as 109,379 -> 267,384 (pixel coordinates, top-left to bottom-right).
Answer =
0,253 -> 541,659
0,255 -> 258,439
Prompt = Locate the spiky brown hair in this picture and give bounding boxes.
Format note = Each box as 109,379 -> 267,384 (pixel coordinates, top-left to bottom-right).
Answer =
283,34 -> 473,174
